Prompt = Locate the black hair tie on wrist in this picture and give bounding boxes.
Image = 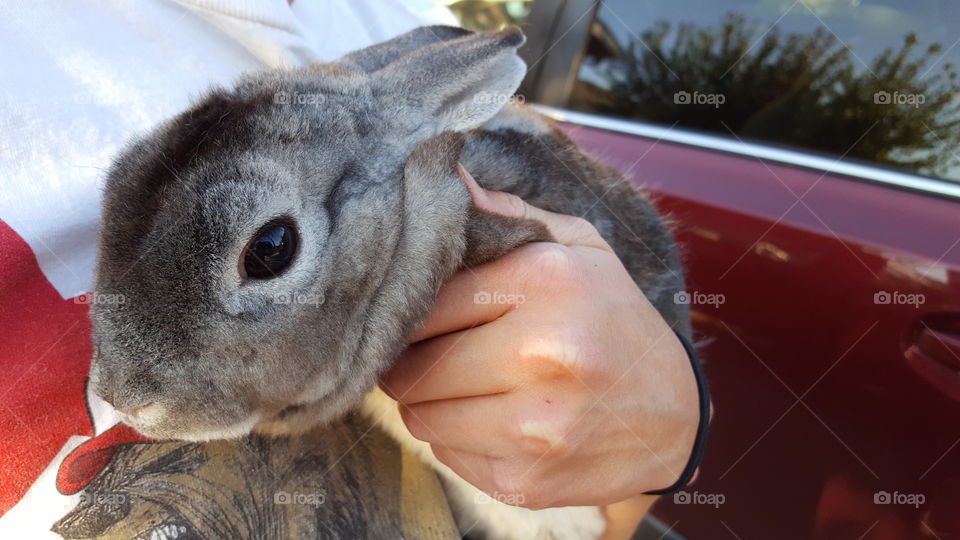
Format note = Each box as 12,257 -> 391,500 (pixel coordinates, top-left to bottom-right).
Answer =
643,329 -> 711,495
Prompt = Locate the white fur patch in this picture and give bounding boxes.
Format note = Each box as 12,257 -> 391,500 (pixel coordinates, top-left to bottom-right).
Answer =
180,415 -> 262,442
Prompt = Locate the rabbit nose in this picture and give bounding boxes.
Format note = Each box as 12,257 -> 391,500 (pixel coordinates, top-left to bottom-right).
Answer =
90,369 -> 161,412
92,384 -> 155,417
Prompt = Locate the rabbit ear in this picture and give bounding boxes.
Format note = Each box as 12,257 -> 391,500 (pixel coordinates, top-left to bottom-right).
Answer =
462,207 -> 552,268
402,132 -> 551,269
374,27 -> 527,134
335,25 -> 471,72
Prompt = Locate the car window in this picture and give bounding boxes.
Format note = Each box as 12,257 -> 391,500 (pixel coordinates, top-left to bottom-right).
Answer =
566,0 -> 960,184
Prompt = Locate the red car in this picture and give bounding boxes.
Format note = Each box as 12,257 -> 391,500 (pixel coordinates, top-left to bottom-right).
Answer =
447,0 -> 960,538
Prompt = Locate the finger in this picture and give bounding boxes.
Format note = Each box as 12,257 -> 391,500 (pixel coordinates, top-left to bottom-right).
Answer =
383,321 -> 528,404
458,164 -> 611,252
408,244 -> 555,343
400,394 -> 515,456
407,263 -> 514,343
431,445 -> 553,509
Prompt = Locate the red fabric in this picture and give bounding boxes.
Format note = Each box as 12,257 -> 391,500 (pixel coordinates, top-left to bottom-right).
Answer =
55,423 -> 151,495
0,220 -> 94,512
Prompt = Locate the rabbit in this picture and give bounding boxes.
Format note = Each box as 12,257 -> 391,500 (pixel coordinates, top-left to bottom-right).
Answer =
87,25 -> 690,540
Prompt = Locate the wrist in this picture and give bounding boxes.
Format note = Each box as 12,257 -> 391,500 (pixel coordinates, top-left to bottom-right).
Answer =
600,495 -> 658,540
643,330 -> 711,495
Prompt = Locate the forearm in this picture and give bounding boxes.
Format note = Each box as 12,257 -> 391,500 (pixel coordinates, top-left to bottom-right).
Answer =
601,496 -> 659,540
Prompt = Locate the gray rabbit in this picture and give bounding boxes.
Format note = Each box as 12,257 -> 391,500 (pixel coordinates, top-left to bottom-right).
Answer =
88,25 -> 689,540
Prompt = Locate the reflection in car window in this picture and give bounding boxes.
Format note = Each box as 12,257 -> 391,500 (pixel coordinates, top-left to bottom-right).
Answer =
568,1 -> 960,183
440,0 -> 534,31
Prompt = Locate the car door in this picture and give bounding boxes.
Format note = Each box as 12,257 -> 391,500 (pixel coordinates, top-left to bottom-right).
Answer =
447,0 -> 960,538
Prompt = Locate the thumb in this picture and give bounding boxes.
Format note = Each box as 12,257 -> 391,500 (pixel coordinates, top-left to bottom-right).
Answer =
457,164 -> 612,252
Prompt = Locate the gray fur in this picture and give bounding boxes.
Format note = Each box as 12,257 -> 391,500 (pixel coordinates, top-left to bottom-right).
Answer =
88,24 -> 688,522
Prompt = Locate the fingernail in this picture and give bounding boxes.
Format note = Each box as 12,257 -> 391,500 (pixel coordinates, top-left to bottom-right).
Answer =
457,163 -> 486,203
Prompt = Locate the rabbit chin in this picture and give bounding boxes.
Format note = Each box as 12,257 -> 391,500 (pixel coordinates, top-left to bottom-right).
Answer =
251,405 -> 332,438
122,412 -> 263,442
251,396 -> 357,438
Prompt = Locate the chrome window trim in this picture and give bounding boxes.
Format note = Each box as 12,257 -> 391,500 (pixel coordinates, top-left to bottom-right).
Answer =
534,105 -> 960,200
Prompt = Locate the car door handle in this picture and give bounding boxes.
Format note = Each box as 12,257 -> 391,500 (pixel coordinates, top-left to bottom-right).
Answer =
905,317 -> 960,401
916,326 -> 960,369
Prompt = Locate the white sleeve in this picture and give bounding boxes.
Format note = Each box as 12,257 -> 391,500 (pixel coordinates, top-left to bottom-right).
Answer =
0,0 -> 456,300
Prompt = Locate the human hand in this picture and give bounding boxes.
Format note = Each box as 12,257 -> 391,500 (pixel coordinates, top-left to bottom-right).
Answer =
380,165 -> 700,514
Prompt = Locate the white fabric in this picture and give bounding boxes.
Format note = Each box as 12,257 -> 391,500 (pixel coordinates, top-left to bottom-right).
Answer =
0,1 -> 453,536
0,0 -> 455,300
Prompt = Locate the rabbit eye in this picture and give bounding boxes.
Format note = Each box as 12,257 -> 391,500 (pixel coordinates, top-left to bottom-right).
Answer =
242,218 -> 298,280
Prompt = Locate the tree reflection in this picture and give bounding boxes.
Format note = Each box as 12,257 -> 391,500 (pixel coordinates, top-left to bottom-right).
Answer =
574,13 -> 960,179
